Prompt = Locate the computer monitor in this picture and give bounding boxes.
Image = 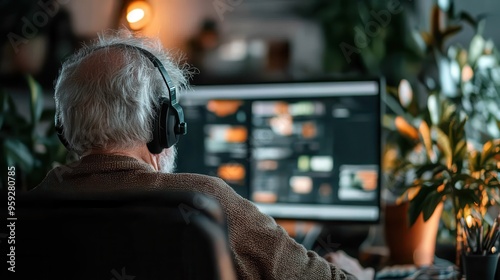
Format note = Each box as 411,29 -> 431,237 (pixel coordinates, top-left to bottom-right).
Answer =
176,79 -> 383,222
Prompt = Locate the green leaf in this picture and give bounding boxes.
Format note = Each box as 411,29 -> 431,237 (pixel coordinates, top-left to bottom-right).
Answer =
408,189 -> 428,226
6,90 -> 19,115
455,189 -> 481,210
476,16 -> 487,35
454,140 -> 467,162
442,102 -> 457,126
27,75 -> 44,127
428,94 -> 440,125
408,186 -> 443,225
382,114 -> 396,131
383,93 -> 408,119
407,176 -> 445,224
436,127 -> 452,167
3,138 -> 34,173
398,79 -> 413,108
468,151 -> 482,173
458,11 -> 477,28
422,190 -> 445,221
441,208 -> 455,229
452,118 -> 467,150
481,140 -> 500,167
469,34 -> 485,65
442,26 -> 463,43
437,0 -> 451,12
453,174 -> 481,187
415,163 -> 447,178
418,121 -> 434,161
486,186 -> 500,205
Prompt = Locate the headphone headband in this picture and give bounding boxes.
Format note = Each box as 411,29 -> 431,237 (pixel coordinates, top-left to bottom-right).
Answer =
115,44 -> 178,105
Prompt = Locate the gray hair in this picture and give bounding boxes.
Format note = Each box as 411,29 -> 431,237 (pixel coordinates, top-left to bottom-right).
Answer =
54,30 -> 191,155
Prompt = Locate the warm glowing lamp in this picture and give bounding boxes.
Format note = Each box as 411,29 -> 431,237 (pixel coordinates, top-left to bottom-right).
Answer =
126,1 -> 152,30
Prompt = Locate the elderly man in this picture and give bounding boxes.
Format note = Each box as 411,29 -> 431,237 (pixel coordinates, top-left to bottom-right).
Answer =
36,30 -> 365,280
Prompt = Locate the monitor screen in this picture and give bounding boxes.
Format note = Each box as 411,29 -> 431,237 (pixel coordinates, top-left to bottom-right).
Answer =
176,79 -> 383,222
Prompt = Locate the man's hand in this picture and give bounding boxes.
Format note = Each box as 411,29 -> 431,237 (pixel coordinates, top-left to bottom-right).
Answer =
324,251 -> 375,280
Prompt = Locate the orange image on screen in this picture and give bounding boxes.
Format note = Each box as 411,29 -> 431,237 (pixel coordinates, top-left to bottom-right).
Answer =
270,115 -> 293,136
253,192 -> 278,203
256,160 -> 278,171
206,100 -> 242,117
274,102 -> 289,114
225,127 -> 248,143
218,163 -> 246,182
357,170 -> 378,191
301,122 -> 317,139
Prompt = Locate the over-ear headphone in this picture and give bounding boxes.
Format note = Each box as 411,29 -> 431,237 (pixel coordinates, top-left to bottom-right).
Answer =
55,43 -> 188,154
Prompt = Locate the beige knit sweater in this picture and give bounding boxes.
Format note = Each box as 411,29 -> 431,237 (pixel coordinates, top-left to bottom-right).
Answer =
36,154 -> 354,280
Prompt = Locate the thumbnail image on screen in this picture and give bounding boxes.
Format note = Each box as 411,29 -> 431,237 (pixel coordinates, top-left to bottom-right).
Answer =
176,80 -> 383,222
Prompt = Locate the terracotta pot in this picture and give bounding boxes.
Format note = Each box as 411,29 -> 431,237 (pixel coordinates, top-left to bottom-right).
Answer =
384,201 -> 443,266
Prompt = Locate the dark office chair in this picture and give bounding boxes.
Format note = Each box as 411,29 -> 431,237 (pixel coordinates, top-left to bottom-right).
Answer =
2,190 -> 236,280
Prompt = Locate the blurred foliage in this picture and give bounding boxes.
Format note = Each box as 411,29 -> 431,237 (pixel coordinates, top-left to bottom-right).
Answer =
0,76 -> 67,190
419,3 -> 500,145
302,0 -> 424,85
380,0 -> 500,248
305,0 -> 500,246
0,1 -> 80,190
304,0 -> 500,144
387,92 -> 500,226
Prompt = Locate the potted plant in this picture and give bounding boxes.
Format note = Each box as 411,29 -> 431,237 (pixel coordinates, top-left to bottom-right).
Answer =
398,97 -> 500,266
0,75 -> 68,191
384,82 -> 500,268
382,82 -> 462,266
381,0 -> 500,267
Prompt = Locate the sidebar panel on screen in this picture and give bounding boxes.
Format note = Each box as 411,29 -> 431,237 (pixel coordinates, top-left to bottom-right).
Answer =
176,98 -> 250,198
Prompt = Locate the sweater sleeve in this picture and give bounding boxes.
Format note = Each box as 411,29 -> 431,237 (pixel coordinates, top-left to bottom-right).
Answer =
207,177 -> 354,280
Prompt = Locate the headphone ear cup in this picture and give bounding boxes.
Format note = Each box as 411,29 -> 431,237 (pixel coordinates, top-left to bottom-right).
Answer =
165,104 -> 180,149
147,98 -> 170,154
147,97 -> 185,154
147,111 -> 162,154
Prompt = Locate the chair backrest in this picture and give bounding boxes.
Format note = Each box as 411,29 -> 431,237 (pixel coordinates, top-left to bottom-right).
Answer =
3,190 -> 236,280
